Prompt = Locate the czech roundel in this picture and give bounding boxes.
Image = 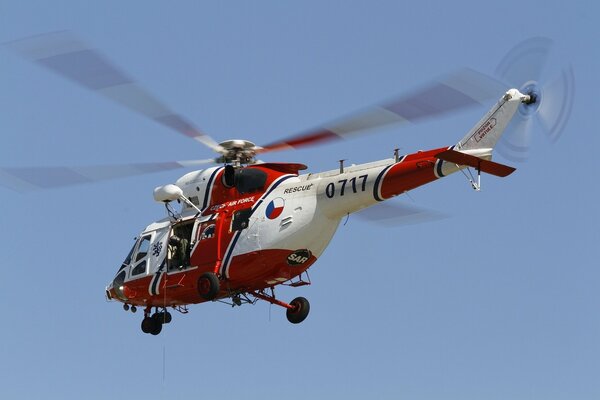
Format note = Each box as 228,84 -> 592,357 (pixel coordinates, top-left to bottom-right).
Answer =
265,197 -> 285,219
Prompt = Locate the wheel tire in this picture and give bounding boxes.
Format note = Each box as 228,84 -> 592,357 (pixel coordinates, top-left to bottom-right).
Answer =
141,316 -> 155,334
154,311 -> 172,324
197,272 -> 220,300
163,311 -> 172,324
150,314 -> 163,335
286,296 -> 310,324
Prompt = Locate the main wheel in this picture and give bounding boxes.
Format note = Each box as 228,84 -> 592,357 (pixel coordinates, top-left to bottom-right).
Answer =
150,314 -> 163,335
141,316 -> 156,334
162,311 -> 172,324
154,311 -> 172,324
197,272 -> 220,300
286,296 -> 310,324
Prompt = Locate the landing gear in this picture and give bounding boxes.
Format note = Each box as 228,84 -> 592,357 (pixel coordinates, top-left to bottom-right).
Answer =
250,290 -> 311,324
141,315 -> 162,335
123,304 -> 137,313
154,310 -> 172,324
140,308 -> 172,335
286,296 -> 310,324
197,272 -> 220,300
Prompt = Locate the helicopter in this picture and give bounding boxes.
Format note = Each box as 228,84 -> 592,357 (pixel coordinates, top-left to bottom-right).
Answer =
1,33 -> 574,335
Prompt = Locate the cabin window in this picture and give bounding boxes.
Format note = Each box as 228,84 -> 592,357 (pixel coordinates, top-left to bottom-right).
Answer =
235,169 -> 267,194
200,224 -> 216,240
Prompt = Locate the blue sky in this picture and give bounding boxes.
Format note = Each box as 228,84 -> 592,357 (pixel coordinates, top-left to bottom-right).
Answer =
1,1 -> 598,399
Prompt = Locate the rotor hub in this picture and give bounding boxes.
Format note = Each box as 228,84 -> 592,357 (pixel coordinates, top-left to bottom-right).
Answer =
518,81 -> 542,116
217,139 -> 260,166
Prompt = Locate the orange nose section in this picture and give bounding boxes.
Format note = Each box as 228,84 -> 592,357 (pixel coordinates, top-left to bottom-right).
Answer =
123,285 -> 137,299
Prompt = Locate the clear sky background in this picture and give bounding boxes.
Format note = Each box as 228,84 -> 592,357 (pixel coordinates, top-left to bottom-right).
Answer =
1,1 -> 598,399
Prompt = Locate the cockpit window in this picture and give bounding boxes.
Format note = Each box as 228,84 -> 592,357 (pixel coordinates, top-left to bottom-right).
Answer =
135,236 -> 151,262
236,168 -> 267,194
122,243 -> 136,266
112,270 -> 127,301
130,235 -> 152,277
114,270 -> 126,287
131,260 -> 147,276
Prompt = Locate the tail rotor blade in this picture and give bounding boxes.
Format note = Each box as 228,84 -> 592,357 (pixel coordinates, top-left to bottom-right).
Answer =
495,37 -> 552,86
496,115 -> 534,162
493,37 -> 575,161
536,66 -> 576,143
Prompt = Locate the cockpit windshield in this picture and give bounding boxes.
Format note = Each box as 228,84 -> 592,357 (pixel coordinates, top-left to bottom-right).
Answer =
114,234 -> 152,283
122,242 -> 135,267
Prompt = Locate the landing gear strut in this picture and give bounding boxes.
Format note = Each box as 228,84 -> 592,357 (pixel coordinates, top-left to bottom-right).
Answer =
251,290 -> 311,324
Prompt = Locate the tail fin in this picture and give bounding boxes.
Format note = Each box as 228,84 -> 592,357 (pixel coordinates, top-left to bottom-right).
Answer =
458,89 -> 531,151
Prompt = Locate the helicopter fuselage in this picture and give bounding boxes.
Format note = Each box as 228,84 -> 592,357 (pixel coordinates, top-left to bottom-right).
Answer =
105,87 -> 529,333
107,144 -> 477,308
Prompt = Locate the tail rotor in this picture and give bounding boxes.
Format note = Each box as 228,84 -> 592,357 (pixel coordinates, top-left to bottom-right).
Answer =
494,37 -> 575,161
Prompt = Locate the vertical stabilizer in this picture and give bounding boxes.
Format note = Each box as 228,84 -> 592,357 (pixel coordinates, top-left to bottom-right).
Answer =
458,89 -> 531,151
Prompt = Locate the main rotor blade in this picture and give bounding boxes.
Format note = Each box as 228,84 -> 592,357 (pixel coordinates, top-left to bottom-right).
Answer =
4,31 -> 223,154
258,68 -> 506,153
0,159 -> 214,192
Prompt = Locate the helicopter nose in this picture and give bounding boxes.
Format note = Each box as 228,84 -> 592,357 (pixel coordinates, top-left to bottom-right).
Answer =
106,282 -> 126,302
113,284 -> 129,302
110,270 -> 128,302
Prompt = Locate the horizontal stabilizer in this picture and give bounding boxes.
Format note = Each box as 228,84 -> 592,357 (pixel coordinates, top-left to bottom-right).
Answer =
436,149 -> 515,177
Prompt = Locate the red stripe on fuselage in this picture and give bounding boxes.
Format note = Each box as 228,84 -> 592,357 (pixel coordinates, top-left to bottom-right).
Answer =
379,147 -> 446,200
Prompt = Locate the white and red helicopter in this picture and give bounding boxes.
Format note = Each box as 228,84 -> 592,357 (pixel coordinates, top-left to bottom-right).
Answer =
2,34 -> 573,334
